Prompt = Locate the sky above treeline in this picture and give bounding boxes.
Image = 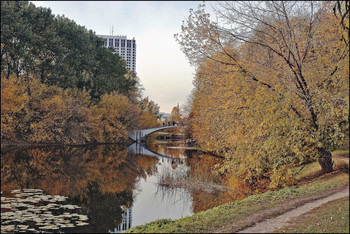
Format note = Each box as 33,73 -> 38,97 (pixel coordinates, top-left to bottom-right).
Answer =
31,1 -> 216,113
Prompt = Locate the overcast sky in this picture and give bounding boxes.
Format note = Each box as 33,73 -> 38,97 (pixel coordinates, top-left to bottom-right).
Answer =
31,1 -> 215,113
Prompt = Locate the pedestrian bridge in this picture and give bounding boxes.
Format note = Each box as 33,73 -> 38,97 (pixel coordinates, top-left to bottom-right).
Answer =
128,126 -> 176,142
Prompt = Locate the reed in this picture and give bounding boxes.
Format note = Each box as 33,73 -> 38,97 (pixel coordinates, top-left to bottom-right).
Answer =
157,164 -> 227,192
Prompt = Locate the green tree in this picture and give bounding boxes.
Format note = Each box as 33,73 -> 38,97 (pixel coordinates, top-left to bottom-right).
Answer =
1,1 -> 135,100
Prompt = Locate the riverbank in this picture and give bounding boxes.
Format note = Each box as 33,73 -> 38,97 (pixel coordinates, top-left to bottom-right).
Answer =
126,156 -> 349,233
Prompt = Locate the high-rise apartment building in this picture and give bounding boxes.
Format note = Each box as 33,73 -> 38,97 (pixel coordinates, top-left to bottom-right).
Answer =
97,35 -> 136,72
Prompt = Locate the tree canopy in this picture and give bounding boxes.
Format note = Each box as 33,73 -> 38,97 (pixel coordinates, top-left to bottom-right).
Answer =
1,0 -> 134,100
1,1 -> 160,145
176,1 -> 349,188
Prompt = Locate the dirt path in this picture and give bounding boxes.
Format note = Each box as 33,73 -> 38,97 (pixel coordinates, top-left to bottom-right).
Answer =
237,185 -> 349,233
333,154 -> 349,163
236,155 -> 349,233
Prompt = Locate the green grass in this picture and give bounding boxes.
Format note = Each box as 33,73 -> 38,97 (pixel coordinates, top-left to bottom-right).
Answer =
290,161 -> 321,180
126,172 -> 349,233
332,149 -> 349,157
275,196 -> 349,233
290,156 -> 348,181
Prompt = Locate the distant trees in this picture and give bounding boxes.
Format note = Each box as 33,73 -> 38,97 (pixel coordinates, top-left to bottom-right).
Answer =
90,92 -> 141,143
139,97 -> 161,128
170,106 -> 182,122
176,1 -> 349,188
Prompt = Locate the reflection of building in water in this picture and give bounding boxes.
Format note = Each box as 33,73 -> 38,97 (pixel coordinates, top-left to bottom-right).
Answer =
110,206 -> 132,233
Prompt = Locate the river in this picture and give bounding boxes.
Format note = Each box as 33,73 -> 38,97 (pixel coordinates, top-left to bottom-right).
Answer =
1,129 -> 240,233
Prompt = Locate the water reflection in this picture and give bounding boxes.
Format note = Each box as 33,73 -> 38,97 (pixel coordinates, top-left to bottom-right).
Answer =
1,135 -> 244,233
110,206 -> 132,233
1,145 -> 149,233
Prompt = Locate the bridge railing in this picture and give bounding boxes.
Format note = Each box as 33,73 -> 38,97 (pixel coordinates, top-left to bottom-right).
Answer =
128,126 -> 176,142
127,142 -> 183,163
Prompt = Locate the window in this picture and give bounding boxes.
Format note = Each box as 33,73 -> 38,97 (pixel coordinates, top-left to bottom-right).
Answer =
127,40 -> 131,48
109,39 -> 113,47
104,39 -> 107,46
115,39 -> 119,47
121,39 -> 125,47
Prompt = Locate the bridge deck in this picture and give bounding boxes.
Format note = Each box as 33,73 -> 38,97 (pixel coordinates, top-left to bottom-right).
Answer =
128,126 -> 176,142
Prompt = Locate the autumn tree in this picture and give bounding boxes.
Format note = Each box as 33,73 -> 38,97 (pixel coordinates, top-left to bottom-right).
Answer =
90,92 -> 141,143
170,106 -> 182,122
139,97 -> 161,128
1,74 -> 29,140
333,0 -> 349,47
176,1 -> 349,187
22,76 -> 93,144
1,1 -> 152,146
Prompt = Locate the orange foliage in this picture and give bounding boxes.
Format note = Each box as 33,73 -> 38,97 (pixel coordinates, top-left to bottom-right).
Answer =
1,74 -> 29,140
90,92 -> 141,143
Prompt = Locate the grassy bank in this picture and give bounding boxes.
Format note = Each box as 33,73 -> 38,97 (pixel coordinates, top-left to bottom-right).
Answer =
332,149 -> 350,157
275,196 -> 349,233
126,170 -> 349,233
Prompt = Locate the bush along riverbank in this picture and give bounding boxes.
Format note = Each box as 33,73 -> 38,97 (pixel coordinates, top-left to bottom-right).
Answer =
126,158 -> 349,233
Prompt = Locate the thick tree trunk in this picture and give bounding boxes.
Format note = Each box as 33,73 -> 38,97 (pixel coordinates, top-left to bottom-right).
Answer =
318,147 -> 333,173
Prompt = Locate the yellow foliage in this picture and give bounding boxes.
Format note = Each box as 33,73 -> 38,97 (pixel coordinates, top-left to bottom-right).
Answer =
1,74 -> 29,140
186,7 -> 349,188
1,72 -> 146,145
28,84 -> 93,144
90,92 -> 141,143
170,106 -> 182,122
139,111 -> 159,129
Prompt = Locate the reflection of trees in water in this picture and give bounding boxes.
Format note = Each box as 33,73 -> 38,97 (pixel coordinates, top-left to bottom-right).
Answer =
1,145 -> 159,233
134,155 -> 158,179
1,145 -> 158,196
163,147 -> 186,159
67,182 -> 134,233
154,185 -> 192,215
145,127 -> 185,156
152,148 -> 245,214
184,150 -> 249,213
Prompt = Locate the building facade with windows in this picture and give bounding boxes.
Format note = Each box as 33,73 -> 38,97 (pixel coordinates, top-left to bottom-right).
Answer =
97,35 -> 136,72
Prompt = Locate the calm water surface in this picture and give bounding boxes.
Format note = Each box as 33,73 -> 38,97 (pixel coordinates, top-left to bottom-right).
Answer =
1,134 -> 238,233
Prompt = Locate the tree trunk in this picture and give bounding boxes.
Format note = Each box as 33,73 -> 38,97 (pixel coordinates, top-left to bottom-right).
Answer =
318,148 -> 334,173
